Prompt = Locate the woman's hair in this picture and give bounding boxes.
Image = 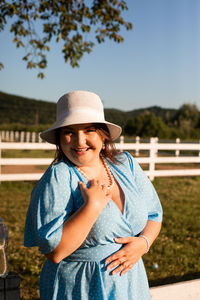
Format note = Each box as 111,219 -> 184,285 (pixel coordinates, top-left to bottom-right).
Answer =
52,123 -> 120,164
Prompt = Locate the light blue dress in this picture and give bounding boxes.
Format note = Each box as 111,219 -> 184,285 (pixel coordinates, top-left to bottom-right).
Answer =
24,152 -> 162,300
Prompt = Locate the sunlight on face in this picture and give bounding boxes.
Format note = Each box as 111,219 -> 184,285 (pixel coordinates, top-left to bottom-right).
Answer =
60,123 -> 104,167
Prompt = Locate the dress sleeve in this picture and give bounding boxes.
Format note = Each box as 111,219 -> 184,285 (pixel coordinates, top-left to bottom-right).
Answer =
24,162 -> 74,254
125,152 -> 163,222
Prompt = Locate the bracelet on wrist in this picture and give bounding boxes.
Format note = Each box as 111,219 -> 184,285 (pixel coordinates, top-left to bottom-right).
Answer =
139,234 -> 150,253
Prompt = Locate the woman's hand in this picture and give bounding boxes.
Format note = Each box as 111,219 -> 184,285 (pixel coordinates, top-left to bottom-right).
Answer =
79,179 -> 111,212
105,236 -> 148,276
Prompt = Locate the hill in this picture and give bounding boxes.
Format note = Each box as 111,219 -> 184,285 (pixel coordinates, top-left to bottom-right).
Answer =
0,91 -> 56,126
0,91 -> 177,129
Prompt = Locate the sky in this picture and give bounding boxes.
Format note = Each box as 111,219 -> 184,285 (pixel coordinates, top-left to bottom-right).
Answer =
0,0 -> 200,111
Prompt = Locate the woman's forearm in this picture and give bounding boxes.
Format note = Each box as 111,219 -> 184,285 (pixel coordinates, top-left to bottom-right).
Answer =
140,220 -> 162,249
45,181 -> 112,263
45,202 -> 101,263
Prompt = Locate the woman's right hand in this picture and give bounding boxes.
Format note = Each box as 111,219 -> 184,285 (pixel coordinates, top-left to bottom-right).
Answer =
79,179 -> 111,212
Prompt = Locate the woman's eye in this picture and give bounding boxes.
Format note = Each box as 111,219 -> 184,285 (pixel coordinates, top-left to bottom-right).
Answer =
86,128 -> 96,132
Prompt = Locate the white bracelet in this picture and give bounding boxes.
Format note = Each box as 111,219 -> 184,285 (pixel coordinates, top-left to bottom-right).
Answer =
139,235 -> 150,253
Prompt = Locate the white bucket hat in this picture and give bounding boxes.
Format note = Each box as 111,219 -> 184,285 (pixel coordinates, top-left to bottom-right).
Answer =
40,90 -> 122,144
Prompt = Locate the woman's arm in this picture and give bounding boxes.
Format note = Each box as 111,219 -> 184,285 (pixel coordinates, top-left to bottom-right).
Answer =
45,180 -> 111,264
105,220 -> 162,276
139,220 -> 162,248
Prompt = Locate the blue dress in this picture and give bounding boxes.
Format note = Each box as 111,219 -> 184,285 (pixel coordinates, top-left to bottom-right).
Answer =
24,152 -> 162,300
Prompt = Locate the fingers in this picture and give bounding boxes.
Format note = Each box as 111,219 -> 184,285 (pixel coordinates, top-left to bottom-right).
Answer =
78,181 -> 87,194
114,237 -> 133,244
106,258 -> 134,276
105,248 -> 124,264
83,179 -> 112,196
79,179 -> 101,190
105,236 -> 138,276
78,181 -> 86,189
120,263 -> 134,276
106,256 -> 126,271
105,236 -> 133,264
112,261 -> 133,275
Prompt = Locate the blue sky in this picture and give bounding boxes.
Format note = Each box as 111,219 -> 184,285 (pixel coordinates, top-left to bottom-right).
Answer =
0,0 -> 199,111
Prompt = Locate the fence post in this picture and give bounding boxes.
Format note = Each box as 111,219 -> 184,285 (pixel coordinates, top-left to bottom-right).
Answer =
135,136 -> 140,156
175,138 -> 180,156
20,132 -> 24,143
120,136 -> 124,144
32,132 -> 36,143
38,132 -> 43,143
119,136 -> 124,152
10,131 -> 14,142
155,137 -> 159,156
26,132 -> 30,143
1,131 -> 5,141
199,140 -> 200,157
149,137 -> 157,181
5,131 -> 9,142
15,131 -> 19,142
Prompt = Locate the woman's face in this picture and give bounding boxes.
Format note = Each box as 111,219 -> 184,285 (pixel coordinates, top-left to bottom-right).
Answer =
60,123 -> 104,167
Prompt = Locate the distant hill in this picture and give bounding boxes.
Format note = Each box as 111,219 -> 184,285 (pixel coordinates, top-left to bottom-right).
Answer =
0,91 -> 177,129
0,91 -> 56,126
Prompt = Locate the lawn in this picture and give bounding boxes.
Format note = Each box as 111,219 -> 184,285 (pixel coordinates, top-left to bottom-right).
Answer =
2,149 -> 55,158
0,176 -> 200,299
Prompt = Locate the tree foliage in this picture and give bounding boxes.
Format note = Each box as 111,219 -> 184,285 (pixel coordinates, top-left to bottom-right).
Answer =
0,0 -> 132,77
174,103 -> 200,128
124,113 -> 170,138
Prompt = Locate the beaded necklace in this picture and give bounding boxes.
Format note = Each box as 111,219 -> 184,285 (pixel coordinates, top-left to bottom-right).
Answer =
76,156 -> 115,190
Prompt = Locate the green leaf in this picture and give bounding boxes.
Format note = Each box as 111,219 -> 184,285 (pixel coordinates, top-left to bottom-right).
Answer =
37,72 -> 45,79
0,62 -> 4,70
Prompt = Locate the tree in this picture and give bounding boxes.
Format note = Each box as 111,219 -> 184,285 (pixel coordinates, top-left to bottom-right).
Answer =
0,0 -> 132,78
174,103 -> 200,129
124,112 -> 170,138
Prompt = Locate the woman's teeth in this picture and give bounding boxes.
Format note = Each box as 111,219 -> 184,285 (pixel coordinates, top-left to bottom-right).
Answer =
75,148 -> 89,152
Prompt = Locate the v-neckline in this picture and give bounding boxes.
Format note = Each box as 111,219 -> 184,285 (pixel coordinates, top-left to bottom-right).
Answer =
73,159 -> 126,217
107,161 -> 126,217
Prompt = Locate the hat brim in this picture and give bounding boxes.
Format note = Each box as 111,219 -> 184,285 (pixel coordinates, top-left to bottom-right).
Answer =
40,120 -> 122,144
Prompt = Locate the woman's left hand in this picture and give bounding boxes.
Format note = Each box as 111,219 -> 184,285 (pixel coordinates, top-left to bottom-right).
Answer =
105,236 -> 147,276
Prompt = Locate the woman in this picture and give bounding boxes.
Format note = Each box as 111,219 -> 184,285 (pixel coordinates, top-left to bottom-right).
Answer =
24,90 -> 162,300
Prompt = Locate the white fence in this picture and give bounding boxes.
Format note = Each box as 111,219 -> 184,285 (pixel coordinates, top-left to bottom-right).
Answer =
1,137 -> 200,181
0,130 -> 42,143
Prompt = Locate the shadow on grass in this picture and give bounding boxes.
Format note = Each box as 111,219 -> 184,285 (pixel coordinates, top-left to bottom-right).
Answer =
149,271 -> 200,287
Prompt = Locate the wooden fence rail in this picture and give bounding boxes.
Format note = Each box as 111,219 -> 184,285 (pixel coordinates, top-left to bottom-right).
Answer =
1,137 -> 200,181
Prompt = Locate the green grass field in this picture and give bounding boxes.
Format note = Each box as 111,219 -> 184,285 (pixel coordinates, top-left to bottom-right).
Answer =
2,149 -> 55,158
0,177 -> 200,299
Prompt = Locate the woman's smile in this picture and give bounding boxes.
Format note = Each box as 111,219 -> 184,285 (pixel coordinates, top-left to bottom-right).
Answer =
72,147 -> 92,156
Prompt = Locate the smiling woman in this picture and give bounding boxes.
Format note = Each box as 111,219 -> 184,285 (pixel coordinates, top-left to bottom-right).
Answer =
59,123 -> 105,168
24,90 -> 162,300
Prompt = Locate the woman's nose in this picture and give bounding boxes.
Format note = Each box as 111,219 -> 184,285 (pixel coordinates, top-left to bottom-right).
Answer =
76,131 -> 86,145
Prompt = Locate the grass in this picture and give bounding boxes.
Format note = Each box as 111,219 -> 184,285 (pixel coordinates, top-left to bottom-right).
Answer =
0,177 -> 200,299
2,149 -> 55,158
144,177 -> 200,286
